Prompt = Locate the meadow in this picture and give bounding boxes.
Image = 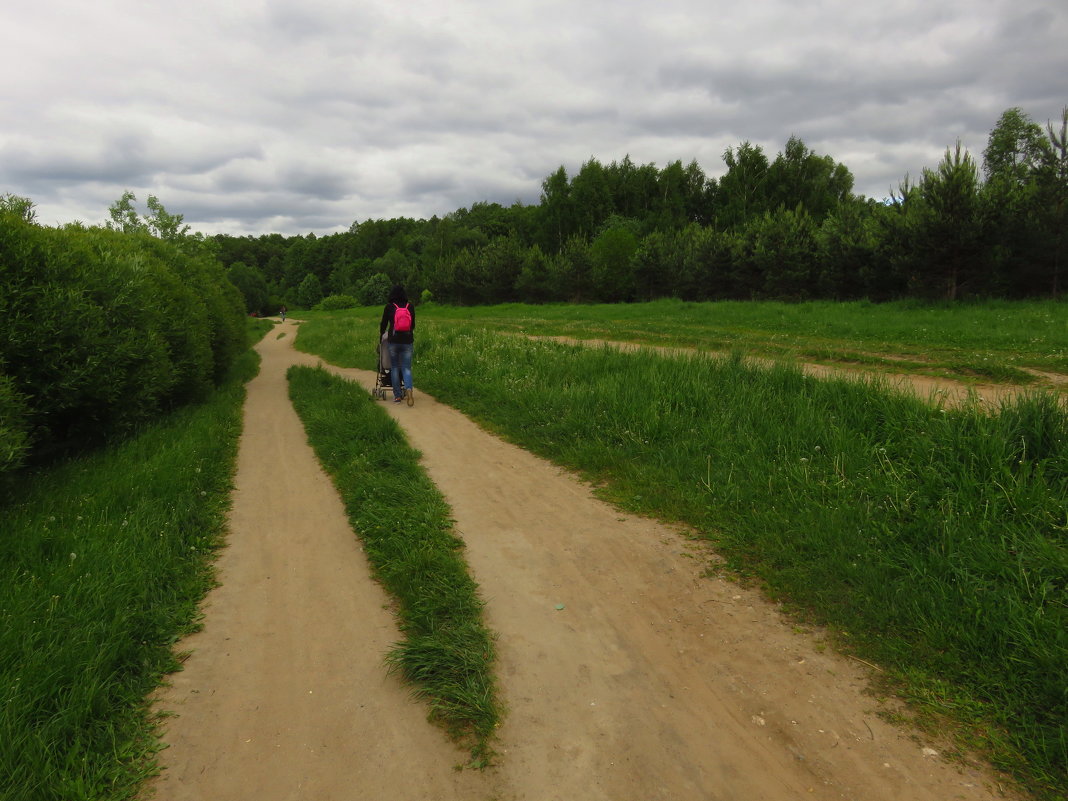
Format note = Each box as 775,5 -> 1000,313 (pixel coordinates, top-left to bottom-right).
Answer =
417,297 -> 1068,384
296,299 -> 1068,800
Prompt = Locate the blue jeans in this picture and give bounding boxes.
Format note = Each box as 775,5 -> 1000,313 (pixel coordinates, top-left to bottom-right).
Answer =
388,343 -> 413,398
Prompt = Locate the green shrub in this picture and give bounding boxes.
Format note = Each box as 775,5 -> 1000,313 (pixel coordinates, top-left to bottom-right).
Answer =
314,294 -> 359,311
0,373 -> 30,475
141,236 -> 247,383
357,272 -> 392,306
226,261 -> 270,314
0,212 -> 246,466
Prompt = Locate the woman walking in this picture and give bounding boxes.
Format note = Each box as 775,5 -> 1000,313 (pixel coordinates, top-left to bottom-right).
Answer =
380,285 -> 415,405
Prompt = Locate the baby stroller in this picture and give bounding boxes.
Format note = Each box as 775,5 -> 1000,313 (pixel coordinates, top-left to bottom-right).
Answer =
372,333 -> 393,400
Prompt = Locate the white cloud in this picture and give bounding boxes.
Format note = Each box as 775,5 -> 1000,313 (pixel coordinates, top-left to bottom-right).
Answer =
1,0 -> 1065,234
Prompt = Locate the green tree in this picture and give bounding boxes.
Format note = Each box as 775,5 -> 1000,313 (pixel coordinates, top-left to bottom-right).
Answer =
570,158 -> 613,239
0,193 -> 37,223
868,180 -> 919,301
630,230 -> 677,301
538,166 -> 573,253
676,224 -> 735,300
296,273 -> 324,307
477,234 -> 526,303
682,159 -> 714,226
603,156 -> 661,224
983,107 -> 1047,185
1037,107 -> 1068,295
371,248 -> 409,285
914,143 -> 987,300
145,195 -> 192,241
282,237 -> 312,291
514,245 -> 555,303
766,136 -> 855,221
590,224 -> 639,302
653,160 -> 690,231
735,207 -> 819,300
227,261 -> 269,314
547,236 -> 594,302
713,142 -> 771,230
357,273 -> 392,306
106,190 -> 147,234
815,199 -> 879,299
980,108 -> 1049,295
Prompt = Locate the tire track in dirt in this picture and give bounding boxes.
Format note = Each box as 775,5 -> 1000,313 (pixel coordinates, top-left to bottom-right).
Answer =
147,321 -> 1018,800
528,334 -> 1066,409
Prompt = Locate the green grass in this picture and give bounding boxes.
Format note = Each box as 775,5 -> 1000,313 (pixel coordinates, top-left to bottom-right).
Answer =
296,307 -> 1068,800
392,298 -> 1068,384
0,348 -> 256,801
286,365 -> 500,765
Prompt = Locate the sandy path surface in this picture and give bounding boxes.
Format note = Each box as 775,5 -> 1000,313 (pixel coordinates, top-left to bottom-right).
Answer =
147,321 -> 1016,800
146,327 -> 494,801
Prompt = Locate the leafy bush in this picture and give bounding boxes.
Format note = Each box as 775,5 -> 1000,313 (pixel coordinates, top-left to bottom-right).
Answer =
357,272 -> 392,306
314,294 -> 359,311
0,212 -> 246,472
227,261 -> 270,314
0,373 -> 30,475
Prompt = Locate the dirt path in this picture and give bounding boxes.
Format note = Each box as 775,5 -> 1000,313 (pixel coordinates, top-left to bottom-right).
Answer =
147,321 -> 1017,800
530,335 -> 1067,409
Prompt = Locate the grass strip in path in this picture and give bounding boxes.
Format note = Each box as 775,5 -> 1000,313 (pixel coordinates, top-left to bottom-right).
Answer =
286,365 -> 499,765
0,348 -> 257,801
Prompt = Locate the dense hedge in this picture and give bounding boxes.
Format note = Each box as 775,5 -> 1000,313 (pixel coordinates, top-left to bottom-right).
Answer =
0,213 -> 246,475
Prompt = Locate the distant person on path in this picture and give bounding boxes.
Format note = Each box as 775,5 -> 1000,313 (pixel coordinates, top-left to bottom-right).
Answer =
279,305 -> 287,321
380,285 -> 415,405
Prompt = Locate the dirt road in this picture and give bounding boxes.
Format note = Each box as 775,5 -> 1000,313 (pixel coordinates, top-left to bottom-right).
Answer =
147,321 -> 1015,800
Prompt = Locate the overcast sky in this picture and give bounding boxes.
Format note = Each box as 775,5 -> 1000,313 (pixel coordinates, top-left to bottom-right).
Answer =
2,0 -> 1065,237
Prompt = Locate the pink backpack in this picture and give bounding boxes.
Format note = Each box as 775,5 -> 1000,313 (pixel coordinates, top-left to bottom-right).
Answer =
393,302 -> 412,332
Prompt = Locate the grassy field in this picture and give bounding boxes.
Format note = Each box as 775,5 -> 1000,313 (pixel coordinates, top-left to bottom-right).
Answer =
296,300 -> 1068,801
413,298 -> 1068,384
287,365 -> 500,764
0,335 -> 262,801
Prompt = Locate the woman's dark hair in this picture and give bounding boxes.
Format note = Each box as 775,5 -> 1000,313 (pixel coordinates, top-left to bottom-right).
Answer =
388,285 -> 408,304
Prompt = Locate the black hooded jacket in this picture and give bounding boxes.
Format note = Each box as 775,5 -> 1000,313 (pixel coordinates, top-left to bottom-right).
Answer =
380,286 -> 415,345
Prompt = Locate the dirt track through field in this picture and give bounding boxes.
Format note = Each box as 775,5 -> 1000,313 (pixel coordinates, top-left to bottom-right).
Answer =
530,334 -> 1068,409
147,320 -> 1017,800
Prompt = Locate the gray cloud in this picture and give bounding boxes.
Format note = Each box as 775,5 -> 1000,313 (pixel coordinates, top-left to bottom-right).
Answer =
1,0 -> 1065,235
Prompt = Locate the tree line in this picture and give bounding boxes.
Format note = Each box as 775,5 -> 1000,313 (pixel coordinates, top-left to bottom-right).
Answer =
217,106 -> 1067,312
